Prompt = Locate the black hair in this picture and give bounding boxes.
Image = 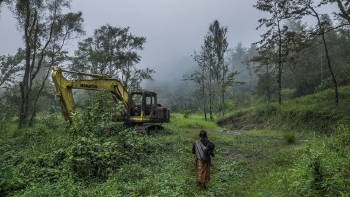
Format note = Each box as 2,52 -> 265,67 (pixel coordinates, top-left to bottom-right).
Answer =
199,130 -> 207,139
199,130 -> 209,145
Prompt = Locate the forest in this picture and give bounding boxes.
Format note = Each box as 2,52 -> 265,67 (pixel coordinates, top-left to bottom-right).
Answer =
1,0 -> 350,196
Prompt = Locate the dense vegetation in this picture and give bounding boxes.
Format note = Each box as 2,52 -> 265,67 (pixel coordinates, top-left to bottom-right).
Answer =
1,0 -> 350,196
1,88 -> 350,196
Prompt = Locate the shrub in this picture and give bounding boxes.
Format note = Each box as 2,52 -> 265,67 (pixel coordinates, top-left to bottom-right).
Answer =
67,129 -> 154,180
23,125 -> 49,144
0,102 -> 15,132
183,109 -> 192,119
256,105 -> 277,116
289,125 -> 350,196
39,107 -> 66,130
66,137 -> 115,179
283,133 -> 296,144
71,91 -> 122,137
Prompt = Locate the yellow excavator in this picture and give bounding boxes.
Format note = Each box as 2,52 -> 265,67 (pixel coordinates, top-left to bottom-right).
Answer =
52,67 -> 170,132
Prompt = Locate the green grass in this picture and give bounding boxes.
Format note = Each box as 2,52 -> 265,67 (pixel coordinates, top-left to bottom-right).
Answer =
224,86 -> 350,117
1,112 -> 312,196
3,86 -> 350,196
219,86 -> 350,132
164,113 -> 220,132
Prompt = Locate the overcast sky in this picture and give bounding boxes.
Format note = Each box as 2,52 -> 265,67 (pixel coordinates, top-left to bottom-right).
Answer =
0,0 -> 264,82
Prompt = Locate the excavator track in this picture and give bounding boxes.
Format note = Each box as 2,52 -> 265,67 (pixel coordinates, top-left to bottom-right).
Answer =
128,124 -> 164,135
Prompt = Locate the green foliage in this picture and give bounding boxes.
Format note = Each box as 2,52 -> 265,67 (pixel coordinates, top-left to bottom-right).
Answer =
0,52 -> 23,88
3,86 -> 350,196
289,125 -> 350,196
189,19 -> 238,117
23,125 -> 49,144
219,85 -> 350,131
256,104 -> 277,115
217,160 -> 244,182
71,24 -> 153,92
183,109 -> 192,119
66,129 -> 152,180
255,72 -> 277,103
0,102 -> 15,132
71,91 -> 122,137
283,133 -> 296,144
314,80 -> 330,94
39,107 -> 66,130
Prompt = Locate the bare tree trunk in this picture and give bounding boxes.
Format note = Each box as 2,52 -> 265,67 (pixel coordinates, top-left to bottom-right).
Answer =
311,6 -> 339,105
202,83 -> 207,121
221,88 -> 225,117
321,33 -> 339,105
221,63 -> 225,117
277,20 -> 283,105
209,68 -> 213,121
201,68 -> 207,121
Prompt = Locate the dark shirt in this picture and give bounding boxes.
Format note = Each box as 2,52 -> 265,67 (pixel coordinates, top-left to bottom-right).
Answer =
192,139 -> 215,161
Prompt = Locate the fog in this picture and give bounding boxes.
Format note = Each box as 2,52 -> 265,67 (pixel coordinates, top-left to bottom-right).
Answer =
0,0 -> 264,84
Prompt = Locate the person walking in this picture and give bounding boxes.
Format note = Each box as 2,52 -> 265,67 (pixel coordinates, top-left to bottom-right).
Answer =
192,130 -> 215,189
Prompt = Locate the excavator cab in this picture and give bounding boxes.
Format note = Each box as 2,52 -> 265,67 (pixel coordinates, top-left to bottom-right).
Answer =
128,91 -> 169,124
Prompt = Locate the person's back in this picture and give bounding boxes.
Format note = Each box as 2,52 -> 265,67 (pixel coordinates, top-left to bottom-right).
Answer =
192,130 -> 215,189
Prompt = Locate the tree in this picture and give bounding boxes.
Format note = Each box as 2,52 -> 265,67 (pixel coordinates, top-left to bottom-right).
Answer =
11,0 -> 84,128
251,44 -> 277,103
188,20 -> 240,119
256,72 -> 278,104
0,0 -> 10,10
189,55 -> 208,120
245,44 -> 258,89
324,0 -> 350,24
71,25 -> 154,92
189,34 -> 215,120
0,50 -> 23,89
295,0 -> 340,104
255,0 -> 296,104
208,20 -> 230,116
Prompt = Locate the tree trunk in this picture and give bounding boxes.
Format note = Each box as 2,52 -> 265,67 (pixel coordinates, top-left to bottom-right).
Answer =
201,69 -> 207,121
29,67 -> 51,126
221,63 -> 225,117
321,33 -> 339,105
202,85 -> 207,121
277,20 -> 282,105
266,64 -> 271,104
18,2 -> 31,129
209,68 -> 213,121
221,88 -> 225,117
311,6 -> 339,105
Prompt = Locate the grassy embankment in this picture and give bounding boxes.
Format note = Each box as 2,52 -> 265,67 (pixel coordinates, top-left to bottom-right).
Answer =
1,86 -> 350,196
219,86 -> 350,132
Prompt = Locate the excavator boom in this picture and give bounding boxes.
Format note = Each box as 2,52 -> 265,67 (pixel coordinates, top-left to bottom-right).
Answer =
52,68 -> 129,122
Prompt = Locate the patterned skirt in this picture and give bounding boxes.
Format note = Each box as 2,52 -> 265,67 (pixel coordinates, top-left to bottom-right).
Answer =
196,159 -> 210,184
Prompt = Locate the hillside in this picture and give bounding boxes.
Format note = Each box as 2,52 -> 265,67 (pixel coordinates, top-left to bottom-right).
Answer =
218,86 -> 350,132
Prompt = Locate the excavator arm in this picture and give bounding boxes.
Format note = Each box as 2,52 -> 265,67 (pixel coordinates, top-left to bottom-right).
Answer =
52,68 -> 129,123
